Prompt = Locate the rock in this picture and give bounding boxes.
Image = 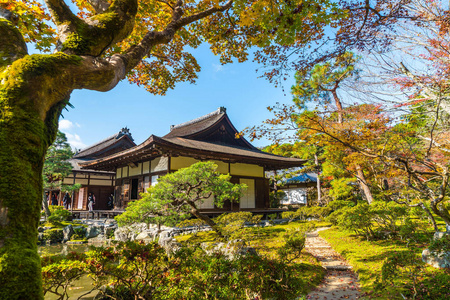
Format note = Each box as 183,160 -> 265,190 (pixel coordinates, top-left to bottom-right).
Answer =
446,224 -> 450,233
114,227 -> 131,242
38,233 -> 44,243
201,239 -> 258,260
103,225 -> 117,238
422,248 -> 450,268
262,221 -> 272,227
62,225 -> 74,243
88,234 -> 107,244
433,232 -> 449,240
158,237 -> 181,256
135,231 -> 155,241
85,226 -> 100,239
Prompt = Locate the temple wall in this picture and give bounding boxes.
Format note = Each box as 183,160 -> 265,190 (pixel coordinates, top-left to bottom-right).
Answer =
128,163 -> 141,177
151,156 -> 168,172
230,163 -> 264,178
170,156 -> 199,170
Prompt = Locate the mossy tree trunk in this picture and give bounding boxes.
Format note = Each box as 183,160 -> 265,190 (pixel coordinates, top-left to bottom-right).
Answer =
0,0 -> 233,297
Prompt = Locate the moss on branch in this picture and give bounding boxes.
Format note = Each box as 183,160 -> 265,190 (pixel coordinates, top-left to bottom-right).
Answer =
0,19 -> 27,68
59,0 -> 138,56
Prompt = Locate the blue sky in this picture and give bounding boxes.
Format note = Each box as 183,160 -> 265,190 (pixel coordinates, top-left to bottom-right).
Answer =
59,45 -> 296,150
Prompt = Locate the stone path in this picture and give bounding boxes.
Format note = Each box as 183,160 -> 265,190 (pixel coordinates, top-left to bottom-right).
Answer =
305,228 -> 361,300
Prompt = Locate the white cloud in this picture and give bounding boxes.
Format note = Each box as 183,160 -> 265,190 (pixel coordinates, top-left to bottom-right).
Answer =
59,119 -> 74,130
65,133 -> 87,150
212,63 -> 224,72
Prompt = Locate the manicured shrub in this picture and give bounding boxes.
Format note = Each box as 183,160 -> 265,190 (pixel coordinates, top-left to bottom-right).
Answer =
42,240 -> 318,300
335,201 -> 420,240
277,229 -> 306,263
337,204 -> 375,240
42,229 -> 64,243
381,251 -> 425,300
47,206 -> 71,225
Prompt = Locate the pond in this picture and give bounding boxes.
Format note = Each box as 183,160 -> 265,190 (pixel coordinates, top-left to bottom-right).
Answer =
39,244 -> 99,300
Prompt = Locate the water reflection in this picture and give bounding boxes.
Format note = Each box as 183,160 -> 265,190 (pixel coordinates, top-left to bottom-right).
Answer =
39,244 -> 98,300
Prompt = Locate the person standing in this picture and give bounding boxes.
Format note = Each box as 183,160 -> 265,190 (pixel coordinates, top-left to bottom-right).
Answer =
51,193 -> 58,206
88,192 -> 96,212
63,192 -> 71,210
107,194 -> 114,210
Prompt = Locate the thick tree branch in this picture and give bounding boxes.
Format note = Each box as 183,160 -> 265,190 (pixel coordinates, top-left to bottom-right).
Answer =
45,0 -> 138,56
86,0 -> 110,13
0,17 -> 27,66
44,0 -> 81,30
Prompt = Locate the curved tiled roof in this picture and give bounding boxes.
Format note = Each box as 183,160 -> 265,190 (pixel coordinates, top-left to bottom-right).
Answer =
74,128 -> 135,159
164,107 -> 225,138
80,108 -> 306,171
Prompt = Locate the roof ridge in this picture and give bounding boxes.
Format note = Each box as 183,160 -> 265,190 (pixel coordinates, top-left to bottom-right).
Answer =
74,128 -> 133,157
74,133 -> 117,156
170,107 -> 226,131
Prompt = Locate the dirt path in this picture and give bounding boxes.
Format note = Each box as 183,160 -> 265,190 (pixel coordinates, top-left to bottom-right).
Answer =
305,228 -> 361,300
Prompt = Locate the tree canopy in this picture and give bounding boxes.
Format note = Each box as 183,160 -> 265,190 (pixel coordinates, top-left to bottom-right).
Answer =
249,0 -> 450,232
116,161 -> 246,235
0,0 -> 443,298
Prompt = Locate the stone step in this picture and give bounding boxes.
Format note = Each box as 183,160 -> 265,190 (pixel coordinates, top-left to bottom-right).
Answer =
323,265 -> 353,271
305,245 -> 332,249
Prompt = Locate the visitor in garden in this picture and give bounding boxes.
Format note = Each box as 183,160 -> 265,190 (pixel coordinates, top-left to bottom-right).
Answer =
107,194 -> 114,210
63,192 -> 71,210
51,194 -> 58,206
88,193 -> 96,212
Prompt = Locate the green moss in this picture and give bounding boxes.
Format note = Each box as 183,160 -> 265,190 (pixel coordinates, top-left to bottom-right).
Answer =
61,33 -> 91,54
0,19 -> 27,68
60,0 -> 138,56
42,229 -> 64,243
319,228 -> 450,299
0,53 -> 81,299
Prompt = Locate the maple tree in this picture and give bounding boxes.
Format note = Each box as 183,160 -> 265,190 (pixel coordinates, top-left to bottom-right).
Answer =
0,0 -> 438,297
0,0 -> 347,297
253,0 -> 450,232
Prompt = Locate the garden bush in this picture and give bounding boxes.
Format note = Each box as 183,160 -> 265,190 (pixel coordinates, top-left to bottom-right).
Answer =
335,201 -> 422,240
277,229 -> 307,263
381,251 -> 425,300
41,252 -> 87,299
42,228 -> 64,243
42,240 -> 321,300
282,206 -> 332,222
47,206 -> 72,225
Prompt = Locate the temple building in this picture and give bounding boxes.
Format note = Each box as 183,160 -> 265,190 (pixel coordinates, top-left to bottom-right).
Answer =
278,173 -> 318,205
62,128 -> 136,210
80,108 -> 305,213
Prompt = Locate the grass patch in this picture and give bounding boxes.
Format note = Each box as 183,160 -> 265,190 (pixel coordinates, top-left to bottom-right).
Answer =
320,227 -> 450,299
